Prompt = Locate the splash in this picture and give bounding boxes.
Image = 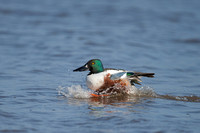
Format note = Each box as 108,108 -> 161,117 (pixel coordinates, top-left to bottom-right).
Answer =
129,86 -> 158,97
57,85 -> 200,102
57,85 -> 91,98
57,85 -> 157,98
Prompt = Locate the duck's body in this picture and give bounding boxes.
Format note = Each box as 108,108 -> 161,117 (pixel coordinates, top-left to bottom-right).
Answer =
87,69 -> 125,91
73,59 -> 154,96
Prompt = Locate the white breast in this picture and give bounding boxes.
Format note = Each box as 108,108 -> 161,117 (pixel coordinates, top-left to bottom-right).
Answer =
86,70 -> 125,91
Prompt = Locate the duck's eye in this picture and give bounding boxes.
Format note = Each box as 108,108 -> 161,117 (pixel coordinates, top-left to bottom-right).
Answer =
92,62 -> 95,65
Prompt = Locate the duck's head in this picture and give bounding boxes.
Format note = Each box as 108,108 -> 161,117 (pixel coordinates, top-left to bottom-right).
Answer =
73,59 -> 104,74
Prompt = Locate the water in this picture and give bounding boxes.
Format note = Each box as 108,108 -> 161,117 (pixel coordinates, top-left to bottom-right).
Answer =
0,0 -> 200,132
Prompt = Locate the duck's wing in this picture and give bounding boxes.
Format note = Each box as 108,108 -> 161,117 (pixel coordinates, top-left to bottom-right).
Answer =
105,68 -> 154,85
109,71 -> 142,85
105,68 -> 154,77
104,69 -> 126,80
110,72 -> 127,80
127,72 -> 154,85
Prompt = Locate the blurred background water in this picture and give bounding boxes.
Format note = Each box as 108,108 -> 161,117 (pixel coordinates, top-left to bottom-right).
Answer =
0,0 -> 200,133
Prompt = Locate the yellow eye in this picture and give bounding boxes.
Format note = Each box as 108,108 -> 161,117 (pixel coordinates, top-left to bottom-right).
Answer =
92,62 -> 95,65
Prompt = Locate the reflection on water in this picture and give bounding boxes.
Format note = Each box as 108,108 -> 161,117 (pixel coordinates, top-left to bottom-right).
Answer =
58,84 -> 200,116
88,96 -> 147,117
158,94 -> 200,102
58,85 -> 200,122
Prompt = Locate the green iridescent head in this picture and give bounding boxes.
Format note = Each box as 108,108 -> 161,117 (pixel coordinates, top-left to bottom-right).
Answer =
73,59 -> 104,74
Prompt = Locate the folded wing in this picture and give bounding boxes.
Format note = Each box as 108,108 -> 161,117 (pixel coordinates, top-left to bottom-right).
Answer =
110,71 -> 154,85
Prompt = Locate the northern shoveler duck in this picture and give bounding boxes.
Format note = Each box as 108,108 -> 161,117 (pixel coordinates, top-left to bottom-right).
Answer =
73,59 -> 154,97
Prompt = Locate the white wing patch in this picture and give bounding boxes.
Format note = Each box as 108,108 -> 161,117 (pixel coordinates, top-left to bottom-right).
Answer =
110,72 -> 126,80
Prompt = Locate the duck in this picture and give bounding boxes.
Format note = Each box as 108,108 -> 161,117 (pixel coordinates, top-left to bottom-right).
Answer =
73,59 -> 154,97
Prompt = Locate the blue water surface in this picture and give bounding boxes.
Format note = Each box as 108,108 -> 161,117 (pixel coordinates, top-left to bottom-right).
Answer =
0,0 -> 200,133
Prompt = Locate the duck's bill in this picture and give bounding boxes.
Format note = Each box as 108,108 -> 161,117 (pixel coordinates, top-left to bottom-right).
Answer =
73,65 -> 88,72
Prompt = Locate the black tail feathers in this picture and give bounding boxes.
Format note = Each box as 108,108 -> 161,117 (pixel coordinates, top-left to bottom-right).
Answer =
134,72 -> 155,78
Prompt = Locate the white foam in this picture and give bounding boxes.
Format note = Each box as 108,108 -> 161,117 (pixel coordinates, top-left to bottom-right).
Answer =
57,85 -> 157,98
57,85 -> 92,98
129,86 -> 157,97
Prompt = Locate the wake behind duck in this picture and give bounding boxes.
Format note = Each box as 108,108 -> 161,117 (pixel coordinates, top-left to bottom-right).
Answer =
73,59 -> 155,97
